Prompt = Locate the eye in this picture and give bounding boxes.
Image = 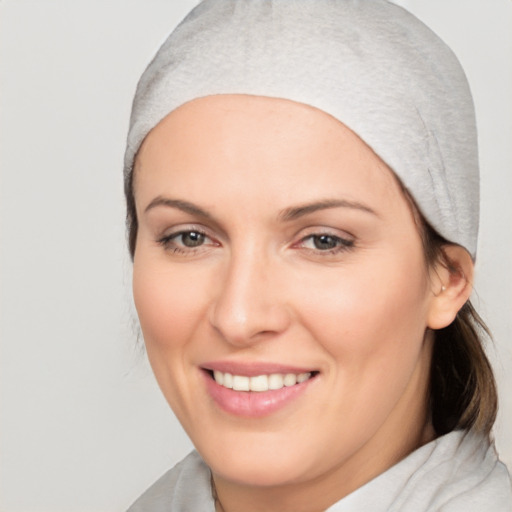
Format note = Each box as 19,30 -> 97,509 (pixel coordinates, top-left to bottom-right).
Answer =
298,233 -> 354,253
176,231 -> 206,247
310,234 -> 341,250
157,228 -> 217,253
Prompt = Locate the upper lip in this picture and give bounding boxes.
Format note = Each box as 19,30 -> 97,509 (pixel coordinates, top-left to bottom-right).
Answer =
201,361 -> 317,377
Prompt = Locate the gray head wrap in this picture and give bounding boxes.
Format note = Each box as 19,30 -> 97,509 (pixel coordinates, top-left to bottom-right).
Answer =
125,0 -> 479,258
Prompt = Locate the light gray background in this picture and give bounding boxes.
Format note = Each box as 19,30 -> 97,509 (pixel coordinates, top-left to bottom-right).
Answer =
1,1 -> 510,510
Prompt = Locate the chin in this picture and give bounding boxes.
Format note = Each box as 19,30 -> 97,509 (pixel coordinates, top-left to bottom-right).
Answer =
196,433 -> 304,486
209,455 -> 307,487
195,428 -> 330,488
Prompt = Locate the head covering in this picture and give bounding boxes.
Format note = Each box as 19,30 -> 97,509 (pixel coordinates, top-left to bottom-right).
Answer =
124,0 -> 479,258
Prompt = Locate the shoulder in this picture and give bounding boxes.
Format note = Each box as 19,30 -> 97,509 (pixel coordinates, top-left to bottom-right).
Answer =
392,430 -> 512,511
328,430 -> 512,512
126,451 -> 215,512
415,430 -> 512,511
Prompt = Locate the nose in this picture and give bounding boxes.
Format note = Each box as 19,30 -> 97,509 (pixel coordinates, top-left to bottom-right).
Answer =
209,248 -> 291,346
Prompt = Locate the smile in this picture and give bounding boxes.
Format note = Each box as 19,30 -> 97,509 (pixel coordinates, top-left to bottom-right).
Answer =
202,366 -> 319,417
212,370 -> 313,392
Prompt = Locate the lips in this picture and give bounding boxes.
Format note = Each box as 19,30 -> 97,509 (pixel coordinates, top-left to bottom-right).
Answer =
201,362 -> 318,417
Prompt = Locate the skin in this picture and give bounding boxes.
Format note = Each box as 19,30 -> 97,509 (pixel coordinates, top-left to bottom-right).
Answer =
132,95 -> 473,512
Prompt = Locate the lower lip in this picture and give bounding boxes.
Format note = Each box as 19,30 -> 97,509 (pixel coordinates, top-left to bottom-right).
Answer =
202,371 -> 316,418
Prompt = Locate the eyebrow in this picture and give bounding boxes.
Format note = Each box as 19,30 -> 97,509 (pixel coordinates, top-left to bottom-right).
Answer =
144,196 -> 213,219
278,199 -> 378,222
144,196 -> 378,222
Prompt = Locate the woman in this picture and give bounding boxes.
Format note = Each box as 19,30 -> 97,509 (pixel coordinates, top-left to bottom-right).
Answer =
124,1 -> 512,510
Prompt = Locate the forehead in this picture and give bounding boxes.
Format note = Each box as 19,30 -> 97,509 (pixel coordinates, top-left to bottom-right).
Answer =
134,95 -> 399,201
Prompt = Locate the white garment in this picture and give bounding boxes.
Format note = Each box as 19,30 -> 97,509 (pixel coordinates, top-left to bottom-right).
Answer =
127,430 -> 512,511
125,0 -> 481,257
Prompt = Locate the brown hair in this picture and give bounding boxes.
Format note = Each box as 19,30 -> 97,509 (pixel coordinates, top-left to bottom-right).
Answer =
420,222 -> 498,436
125,165 -> 138,258
124,165 -> 498,437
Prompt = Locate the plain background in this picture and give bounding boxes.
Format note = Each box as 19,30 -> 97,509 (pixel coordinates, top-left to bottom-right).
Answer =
1,1 -> 510,510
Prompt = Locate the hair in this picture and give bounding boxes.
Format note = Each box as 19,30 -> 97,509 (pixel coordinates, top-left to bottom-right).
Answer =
419,220 -> 498,437
124,154 -> 498,438
126,165 -> 138,258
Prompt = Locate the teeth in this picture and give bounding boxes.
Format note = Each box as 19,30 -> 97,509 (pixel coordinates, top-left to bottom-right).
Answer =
297,372 -> 310,383
212,371 -> 312,392
232,375 -> 250,391
284,373 -> 297,387
250,375 -> 268,392
268,373 -> 284,390
213,370 -> 224,385
223,373 -> 233,389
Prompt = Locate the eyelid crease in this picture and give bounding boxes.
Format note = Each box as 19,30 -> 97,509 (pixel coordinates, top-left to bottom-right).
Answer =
145,198 -> 229,239
297,232 -> 355,249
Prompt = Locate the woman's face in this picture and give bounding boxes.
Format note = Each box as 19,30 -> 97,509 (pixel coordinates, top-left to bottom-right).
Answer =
133,95 -> 439,494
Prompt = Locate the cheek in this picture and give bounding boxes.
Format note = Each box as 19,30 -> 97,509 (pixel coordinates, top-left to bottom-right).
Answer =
132,253 -> 215,424
299,250 -> 431,378
132,256 -> 209,357
294,253 -> 432,444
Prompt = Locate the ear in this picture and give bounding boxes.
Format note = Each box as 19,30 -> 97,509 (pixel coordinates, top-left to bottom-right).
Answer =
427,245 -> 474,330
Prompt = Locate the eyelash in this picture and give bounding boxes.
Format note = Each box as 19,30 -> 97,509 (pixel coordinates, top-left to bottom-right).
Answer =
157,228 -> 215,254
157,228 -> 355,258
296,233 -> 355,255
